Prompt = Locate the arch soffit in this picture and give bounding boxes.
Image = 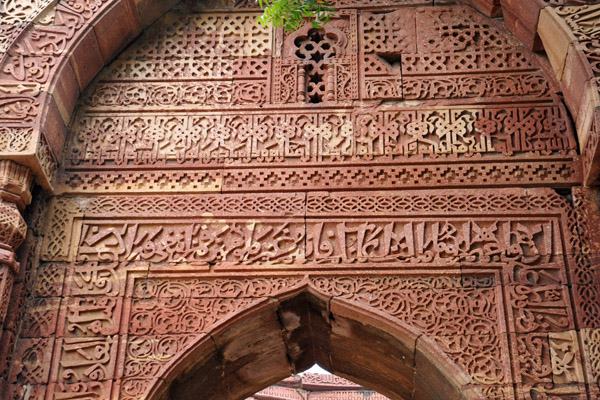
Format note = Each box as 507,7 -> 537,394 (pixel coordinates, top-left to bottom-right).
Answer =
1,0 -> 600,192
142,282 -> 480,400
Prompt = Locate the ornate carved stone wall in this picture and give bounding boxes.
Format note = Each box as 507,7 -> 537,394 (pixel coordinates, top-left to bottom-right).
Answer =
3,186 -> 599,399
1,1 -> 600,400
57,3 -> 583,194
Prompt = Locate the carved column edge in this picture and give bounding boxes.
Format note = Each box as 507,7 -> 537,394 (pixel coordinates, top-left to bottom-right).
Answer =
0,160 -> 33,328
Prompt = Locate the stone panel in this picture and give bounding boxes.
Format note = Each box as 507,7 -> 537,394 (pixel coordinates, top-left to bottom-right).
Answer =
57,5 -> 581,194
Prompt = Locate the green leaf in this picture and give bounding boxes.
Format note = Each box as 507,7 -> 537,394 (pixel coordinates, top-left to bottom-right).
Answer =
256,0 -> 336,33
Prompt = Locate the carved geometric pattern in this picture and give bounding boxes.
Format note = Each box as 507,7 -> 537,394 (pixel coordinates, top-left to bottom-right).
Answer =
571,187 -> 600,329
56,4 -> 581,194
61,169 -> 222,193
0,127 -> 33,153
85,193 -> 305,217
0,201 -> 27,250
33,263 -> 66,297
9,186 -> 594,399
62,160 -> 581,194
2,1 -> 599,400
41,198 -> 83,261
20,297 -> 60,338
219,162 -> 579,191
9,337 -> 53,384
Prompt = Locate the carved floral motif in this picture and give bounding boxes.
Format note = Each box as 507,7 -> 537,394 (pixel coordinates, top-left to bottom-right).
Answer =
2,1 -> 598,399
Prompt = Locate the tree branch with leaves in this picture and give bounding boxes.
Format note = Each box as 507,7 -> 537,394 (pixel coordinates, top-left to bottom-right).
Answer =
257,0 -> 336,32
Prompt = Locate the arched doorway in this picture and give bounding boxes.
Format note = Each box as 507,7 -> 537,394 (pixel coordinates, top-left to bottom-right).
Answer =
143,287 -> 478,400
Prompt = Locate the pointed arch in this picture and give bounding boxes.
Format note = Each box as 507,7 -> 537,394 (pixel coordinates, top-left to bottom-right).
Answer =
143,283 -> 481,400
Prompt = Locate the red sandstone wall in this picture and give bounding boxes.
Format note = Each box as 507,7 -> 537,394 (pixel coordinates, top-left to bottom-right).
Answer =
1,1 -> 600,400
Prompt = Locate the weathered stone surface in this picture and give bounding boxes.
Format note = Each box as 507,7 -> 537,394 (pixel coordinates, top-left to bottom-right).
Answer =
8,185 -> 599,398
2,1 -> 600,399
538,7 -> 578,80
41,196 -> 83,262
500,0 -> 546,50
55,5 -> 581,194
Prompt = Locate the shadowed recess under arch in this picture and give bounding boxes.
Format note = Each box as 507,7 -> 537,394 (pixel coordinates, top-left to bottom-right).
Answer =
145,284 -> 480,400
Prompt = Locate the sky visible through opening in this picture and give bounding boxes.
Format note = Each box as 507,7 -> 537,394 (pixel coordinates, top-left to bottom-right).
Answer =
300,364 -> 329,375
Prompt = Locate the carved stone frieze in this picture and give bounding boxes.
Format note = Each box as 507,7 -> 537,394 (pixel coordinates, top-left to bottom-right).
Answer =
70,103 -> 571,155
2,1 -> 600,400
54,4 -> 582,194
68,104 -> 576,165
84,193 -> 305,217
3,185 -> 593,399
60,160 -> 581,194
36,190 -> 576,273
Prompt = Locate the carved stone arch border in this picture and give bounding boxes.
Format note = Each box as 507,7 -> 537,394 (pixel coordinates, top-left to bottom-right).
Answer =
1,187 -> 592,399
133,279 -> 482,400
